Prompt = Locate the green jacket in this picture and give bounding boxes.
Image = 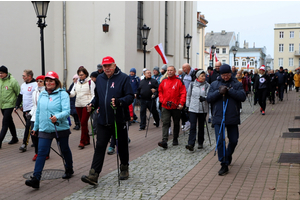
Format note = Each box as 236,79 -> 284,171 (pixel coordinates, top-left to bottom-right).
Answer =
0,73 -> 20,109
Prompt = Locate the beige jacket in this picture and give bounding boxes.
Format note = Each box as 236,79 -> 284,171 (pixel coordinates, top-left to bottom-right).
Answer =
70,77 -> 95,107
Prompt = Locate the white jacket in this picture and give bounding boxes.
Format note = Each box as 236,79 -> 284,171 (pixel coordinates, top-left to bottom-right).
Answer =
29,86 -> 45,122
70,77 -> 95,107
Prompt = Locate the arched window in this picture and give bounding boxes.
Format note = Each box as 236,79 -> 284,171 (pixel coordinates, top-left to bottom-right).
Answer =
235,59 -> 239,66
250,58 -> 254,66
242,59 -> 246,66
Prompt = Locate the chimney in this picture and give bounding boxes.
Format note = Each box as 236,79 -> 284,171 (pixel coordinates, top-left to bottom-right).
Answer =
253,42 -> 255,48
221,30 -> 226,35
211,31 -> 214,35
243,40 -> 246,48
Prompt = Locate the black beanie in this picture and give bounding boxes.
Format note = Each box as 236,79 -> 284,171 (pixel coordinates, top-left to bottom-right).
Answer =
0,65 -> 8,74
90,71 -> 99,78
219,64 -> 232,74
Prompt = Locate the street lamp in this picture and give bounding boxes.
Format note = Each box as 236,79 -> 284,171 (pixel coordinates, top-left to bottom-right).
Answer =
184,34 -> 192,63
32,1 -> 50,75
211,45 -> 216,67
140,24 -> 151,68
232,47 -> 237,66
255,60 -> 257,68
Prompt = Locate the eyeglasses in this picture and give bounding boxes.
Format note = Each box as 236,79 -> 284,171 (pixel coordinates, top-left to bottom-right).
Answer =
221,73 -> 231,77
78,74 -> 85,77
37,80 -> 44,83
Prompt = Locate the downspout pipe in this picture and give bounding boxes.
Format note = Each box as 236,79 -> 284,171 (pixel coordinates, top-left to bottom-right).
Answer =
63,1 -> 67,88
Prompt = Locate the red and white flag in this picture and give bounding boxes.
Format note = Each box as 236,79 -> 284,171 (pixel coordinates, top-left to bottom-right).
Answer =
247,61 -> 250,69
209,47 -> 212,60
154,43 -> 168,64
214,52 -> 218,62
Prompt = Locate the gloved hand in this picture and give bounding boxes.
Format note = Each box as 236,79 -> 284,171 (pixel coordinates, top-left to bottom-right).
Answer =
114,98 -> 122,107
219,85 -> 228,95
199,96 -> 206,102
25,113 -> 32,120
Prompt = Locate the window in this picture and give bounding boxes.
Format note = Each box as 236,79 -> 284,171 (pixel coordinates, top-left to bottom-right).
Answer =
289,58 -> 294,66
137,1 -> 143,49
250,59 -> 254,66
279,31 -> 284,38
242,59 -> 246,66
164,1 -> 168,54
222,59 -> 226,64
290,31 -> 294,38
279,44 -> 284,52
222,48 -> 226,54
278,58 -> 283,67
289,44 -> 294,52
216,48 -> 219,53
235,59 -> 239,67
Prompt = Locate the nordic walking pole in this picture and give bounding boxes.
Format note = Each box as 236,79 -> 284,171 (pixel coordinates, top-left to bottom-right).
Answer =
145,98 -> 154,138
15,111 -> 26,127
89,109 -> 96,150
201,100 -> 211,146
111,102 -> 120,186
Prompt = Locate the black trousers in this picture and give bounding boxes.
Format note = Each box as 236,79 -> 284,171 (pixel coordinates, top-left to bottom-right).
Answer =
269,89 -> 276,103
0,108 -> 17,143
257,88 -> 268,111
139,99 -> 160,129
188,112 -> 207,146
91,123 -> 129,174
22,111 -> 32,145
278,85 -> 285,100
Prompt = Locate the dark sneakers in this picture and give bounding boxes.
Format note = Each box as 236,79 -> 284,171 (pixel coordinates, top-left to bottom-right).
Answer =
172,138 -> 178,146
62,168 -> 74,179
198,144 -> 203,149
119,164 -> 129,180
81,169 -> 99,185
25,176 -> 40,189
8,137 -> 19,145
19,144 -> 27,152
158,141 -> 168,149
218,165 -> 229,176
185,144 -> 194,151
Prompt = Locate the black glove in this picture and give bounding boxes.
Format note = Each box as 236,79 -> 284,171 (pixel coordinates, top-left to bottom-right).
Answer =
114,98 -> 122,107
199,96 -> 206,102
151,94 -> 156,99
219,85 -> 228,95
25,113 -> 32,120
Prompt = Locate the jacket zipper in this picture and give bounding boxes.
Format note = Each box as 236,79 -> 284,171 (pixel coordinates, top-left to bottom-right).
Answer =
105,79 -> 109,124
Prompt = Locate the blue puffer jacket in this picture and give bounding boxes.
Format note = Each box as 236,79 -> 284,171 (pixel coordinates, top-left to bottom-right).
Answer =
33,88 -> 70,132
92,66 -> 134,125
207,76 -> 246,125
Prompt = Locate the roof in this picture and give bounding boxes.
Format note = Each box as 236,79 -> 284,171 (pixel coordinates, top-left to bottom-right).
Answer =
229,46 -> 264,53
205,31 -> 234,47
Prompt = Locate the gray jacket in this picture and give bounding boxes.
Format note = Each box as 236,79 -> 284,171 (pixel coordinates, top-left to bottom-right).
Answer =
186,80 -> 210,113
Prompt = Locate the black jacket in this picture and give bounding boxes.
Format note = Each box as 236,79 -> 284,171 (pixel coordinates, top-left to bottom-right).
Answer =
276,71 -> 287,85
269,74 -> 278,91
136,77 -> 158,100
91,66 -> 134,125
208,69 -> 220,84
207,76 -> 246,125
254,74 -> 270,91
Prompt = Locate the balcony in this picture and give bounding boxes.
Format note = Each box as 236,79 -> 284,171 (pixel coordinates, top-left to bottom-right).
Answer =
294,51 -> 300,57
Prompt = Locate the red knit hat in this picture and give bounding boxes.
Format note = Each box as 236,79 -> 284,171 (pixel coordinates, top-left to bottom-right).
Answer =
36,75 -> 45,80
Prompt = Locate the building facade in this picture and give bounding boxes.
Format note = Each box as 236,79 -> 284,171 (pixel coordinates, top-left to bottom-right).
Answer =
0,1 -> 198,86
196,12 -> 208,70
274,23 -> 300,71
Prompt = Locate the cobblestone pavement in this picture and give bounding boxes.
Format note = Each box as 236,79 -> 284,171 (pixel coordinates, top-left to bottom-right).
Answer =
65,98 -> 257,200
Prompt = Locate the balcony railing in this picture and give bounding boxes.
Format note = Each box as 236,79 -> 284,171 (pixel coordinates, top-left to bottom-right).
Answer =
294,51 -> 300,56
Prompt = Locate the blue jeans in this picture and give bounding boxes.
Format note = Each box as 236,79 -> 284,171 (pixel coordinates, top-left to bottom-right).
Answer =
33,136 -> 73,180
214,124 -> 239,166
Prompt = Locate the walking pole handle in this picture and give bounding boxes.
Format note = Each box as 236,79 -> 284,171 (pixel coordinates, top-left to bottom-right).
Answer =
50,114 -> 59,126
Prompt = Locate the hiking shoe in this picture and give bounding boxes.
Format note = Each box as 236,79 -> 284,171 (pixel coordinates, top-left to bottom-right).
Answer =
73,124 -> 80,130
25,176 -> 40,189
62,168 -> 74,179
185,144 -> 194,151
32,154 -> 38,161
158,141 -> 168,149
262,111 -> 265,115
139,128 -> 145,131
78,143 -> 84,149
81,169 -> 99,185
260,107 -> 262,113
107,147 -> 115,155
172,138 -> 178,146
198,144 -> 203,149
119,164 -> 129,180
218,165 -> 229,176
19,144 -> 27,152
8,137 -> 19,145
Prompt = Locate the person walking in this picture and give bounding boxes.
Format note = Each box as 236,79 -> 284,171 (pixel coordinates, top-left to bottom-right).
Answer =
15,69 -> 37,152
158,66 -> 186,149
70,66 -> 95,149
67,74 -> 80,130
207,64 -> 246,176
208,61 -> 221,84
136,70 -> 160,131
25,71 -> 74,189
185,70 -> 210,151
294,70 -> 300,92
0,66 -> 20,148
275,66 -> 287,101
254,66 -> 270,115
81,56 -> 134,185
268,70 -> 278,104
129,68 -> 140,123
152,66 -> 162,118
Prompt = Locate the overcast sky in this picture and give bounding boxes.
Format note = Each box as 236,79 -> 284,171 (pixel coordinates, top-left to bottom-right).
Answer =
197,1 -> 300,58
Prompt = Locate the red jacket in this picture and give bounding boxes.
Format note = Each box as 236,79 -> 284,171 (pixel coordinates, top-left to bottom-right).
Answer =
158,75 -> 186,109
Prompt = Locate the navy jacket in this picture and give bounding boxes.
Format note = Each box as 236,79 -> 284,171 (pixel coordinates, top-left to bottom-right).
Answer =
276,71 -> 287,85
92,66 -> 134,125
129,75 -> 140,94
207,76 -> 246,125
208,69 -> 220,84
136,77 -> 159,100
67,83 -> 77,115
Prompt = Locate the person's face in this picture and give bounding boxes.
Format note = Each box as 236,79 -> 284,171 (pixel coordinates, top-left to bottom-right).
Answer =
103,63 -> 116,78
0,72 -> 7,79
182,65 -> 188,73
208,69 -> 212,74
130,72 -> 135,76
91,77 -> 97,83
259,70 -> 265,75
45,78 -> 56,90
215,64 -> 221,71
167,67 -> 176,77
221,73 -> 231,82
232,66 -> 236,72
161,69 -> 166,75
98,69 -> 103,74
244,73 -> 248,77
280,68 -> 283,72
145,71 -> 151,79
178,70 -> 182,75
197,73 -> 206,82
153,70 -> 158,76
78,71 -> 87,80
22,72 -> 31,82
36,79 -> 44,87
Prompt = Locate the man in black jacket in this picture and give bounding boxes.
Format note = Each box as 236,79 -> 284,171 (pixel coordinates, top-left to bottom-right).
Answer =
82,56 -> 134,185
136,70 -> 159,131
207,64 -> 246,176
275,66 -> 287,101
208,61 -> 221,84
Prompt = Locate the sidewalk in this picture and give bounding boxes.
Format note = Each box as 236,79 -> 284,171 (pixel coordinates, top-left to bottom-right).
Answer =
0,91 -> 299,200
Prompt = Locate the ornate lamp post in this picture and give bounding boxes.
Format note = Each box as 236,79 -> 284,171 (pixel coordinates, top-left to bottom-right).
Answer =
211,45 -> 216,67
32,1 -> 50,75
184,34 -> 192,63
232,47 -> 237,66
140,24 -> 151,68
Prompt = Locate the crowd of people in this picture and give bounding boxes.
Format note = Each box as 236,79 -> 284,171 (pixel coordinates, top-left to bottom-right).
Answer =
0,57 -> 299,188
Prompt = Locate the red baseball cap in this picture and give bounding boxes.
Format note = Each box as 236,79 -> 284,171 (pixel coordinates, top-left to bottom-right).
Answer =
36,75 -> 45,80
45,71 -> 59,79
102,56 -> 115,65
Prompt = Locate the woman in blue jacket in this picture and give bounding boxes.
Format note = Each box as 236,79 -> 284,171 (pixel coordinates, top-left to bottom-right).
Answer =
25,71 -> 73,189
